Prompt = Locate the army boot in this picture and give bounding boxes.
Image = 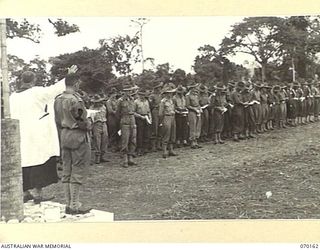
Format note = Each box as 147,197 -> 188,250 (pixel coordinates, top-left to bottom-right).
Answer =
95,154 -> 101,164
128,155 -> 137,166
213,133 -> 218,144
162,143 -> 169,158
233,133 -> 240,142
122,154 -> 129,168
63,183 -> 71,214
218,133 -> 224,144
68,183 -> 91,215
168,144 -> 178,157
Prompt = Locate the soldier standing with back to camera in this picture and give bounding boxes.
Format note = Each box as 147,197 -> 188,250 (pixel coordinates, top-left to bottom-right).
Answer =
54,70 -> 92,215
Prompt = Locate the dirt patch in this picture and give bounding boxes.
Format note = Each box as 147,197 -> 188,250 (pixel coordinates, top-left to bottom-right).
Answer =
45,122 -> 320,220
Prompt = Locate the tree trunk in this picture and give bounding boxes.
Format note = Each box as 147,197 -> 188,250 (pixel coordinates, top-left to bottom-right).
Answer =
261,63 -> 266,83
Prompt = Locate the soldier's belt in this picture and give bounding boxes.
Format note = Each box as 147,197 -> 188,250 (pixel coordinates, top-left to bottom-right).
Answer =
164,114 -> 175,116
94,120 -> 107,123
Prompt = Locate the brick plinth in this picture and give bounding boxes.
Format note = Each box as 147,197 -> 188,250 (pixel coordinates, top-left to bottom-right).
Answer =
1,119 -> 24,221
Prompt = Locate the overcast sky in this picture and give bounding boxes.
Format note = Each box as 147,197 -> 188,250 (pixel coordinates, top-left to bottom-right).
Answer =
7,17 -> 253,74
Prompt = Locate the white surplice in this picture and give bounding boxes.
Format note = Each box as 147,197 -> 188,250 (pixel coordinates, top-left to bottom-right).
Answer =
10,79 -> 65,167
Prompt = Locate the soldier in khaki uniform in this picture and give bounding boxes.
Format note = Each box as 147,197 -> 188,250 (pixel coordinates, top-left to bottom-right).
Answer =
312,82 -> 320,121
186,83 -> 202,149
149,82 -> 163,151
230,82 -> 245,141
116,84 -> 139,168
301,81 -> 309,124
90,94 -> 109,164
159,85 -> 178,158
106,88 -> 119,150
252,82 -> 262,133
242,84 -> 256,138
198,84 -> 210,142
223,82 -> 235,139
54,72 -> 92,215
210,84 -> 229,144
260,84 -> 269,131
173,85 -> 189,147
134,90 -> 152,156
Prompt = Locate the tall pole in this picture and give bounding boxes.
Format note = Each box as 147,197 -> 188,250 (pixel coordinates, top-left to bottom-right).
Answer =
131,18 -> 149,73
292,46 -> 296,82
0,18 -> 10,118
140,25 -> 144,72
292,57 -> 296,82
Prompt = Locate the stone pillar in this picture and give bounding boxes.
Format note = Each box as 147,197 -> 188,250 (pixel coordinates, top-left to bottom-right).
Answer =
1,119 -> 24,221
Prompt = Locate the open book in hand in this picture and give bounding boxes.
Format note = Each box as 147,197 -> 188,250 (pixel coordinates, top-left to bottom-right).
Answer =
201,104 -> 209,110
117,130 -> 121,136
87,109 -> 99,118
221,107 -> 228,114
145,115 -> 152,125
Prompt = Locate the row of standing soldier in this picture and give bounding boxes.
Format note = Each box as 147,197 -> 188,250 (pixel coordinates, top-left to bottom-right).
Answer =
86,80 -> 320,167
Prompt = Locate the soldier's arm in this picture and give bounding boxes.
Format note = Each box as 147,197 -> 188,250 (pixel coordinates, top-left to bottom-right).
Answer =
106,100 -> 116,115
147,101 -> 152,118
158,100 -> 165,126
115,99 -> 122,119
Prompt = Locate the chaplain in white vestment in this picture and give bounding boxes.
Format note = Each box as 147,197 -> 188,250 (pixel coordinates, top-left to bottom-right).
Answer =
10,70 -> 69,204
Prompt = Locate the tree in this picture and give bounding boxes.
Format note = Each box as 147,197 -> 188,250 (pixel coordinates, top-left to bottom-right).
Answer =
155,63 -> 172,83
6,18 -> 80,43
6,19 -> 42,43
49,48 -> 115,92
276,16 -> 320,80
5,18 -> 81,93
194,45 -> 231,84
48,18 -> 80,37
7,55 -> 51,92
99,34 -> 140,76
171,68 -> 186,86
220,17 -> 285,82
132,69 -> 158,90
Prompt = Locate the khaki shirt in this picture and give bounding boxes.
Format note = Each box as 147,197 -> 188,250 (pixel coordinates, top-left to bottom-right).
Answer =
106,98 -> 118,116
149,93 -> 162,110
159,97 -> 175,116
199,94 -> 210,107
211,94 -> 227,108
117,95 -> 136,125
91,104 -> 107,123
54,90 -> 87,129
173,94 -> 187,110
252,90 -> 261,101
230,91 -> 242,105
186,93 -> 201,111
134,98 -> 151,116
